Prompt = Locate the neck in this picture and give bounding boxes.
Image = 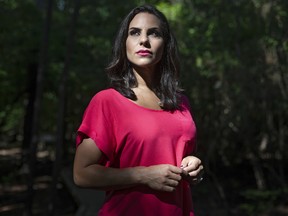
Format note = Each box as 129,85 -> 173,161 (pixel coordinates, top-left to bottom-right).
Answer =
132,66 -> 157,90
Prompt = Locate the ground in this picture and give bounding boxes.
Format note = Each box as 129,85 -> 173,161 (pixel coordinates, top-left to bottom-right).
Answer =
1,146 -> 288,216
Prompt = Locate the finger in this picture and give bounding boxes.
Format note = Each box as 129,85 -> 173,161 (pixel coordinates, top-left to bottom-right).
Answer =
180,160 -> 189,168
166,179 -> 180,187
161,185 -> 176,192
188,158 -> 201,166
184,161 -> 202,172
169,165 -> 183,175
183,163 -> 203,173
181,169 -> 189,176
168,172 -> 182,181
187,165 -> 204,177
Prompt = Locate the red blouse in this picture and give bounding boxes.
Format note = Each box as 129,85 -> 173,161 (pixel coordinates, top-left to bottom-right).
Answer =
76,88 -> 197,216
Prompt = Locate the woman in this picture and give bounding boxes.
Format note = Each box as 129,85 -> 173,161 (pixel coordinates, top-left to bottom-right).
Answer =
73,5 -> 203,216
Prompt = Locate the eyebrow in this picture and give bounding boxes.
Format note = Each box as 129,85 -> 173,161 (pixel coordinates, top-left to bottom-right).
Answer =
128,27 -> 161,31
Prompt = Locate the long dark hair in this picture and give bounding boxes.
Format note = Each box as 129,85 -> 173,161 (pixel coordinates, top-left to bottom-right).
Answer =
106,5 -> 182,111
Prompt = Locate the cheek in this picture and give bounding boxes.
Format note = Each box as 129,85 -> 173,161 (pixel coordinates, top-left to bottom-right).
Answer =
126,39 -> 135,55
155,43 -> 164,59
126,41 -> 132,60
126,40 -> 130,53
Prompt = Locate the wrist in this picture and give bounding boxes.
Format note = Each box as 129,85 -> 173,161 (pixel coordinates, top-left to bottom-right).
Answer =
131,166 -> 147,185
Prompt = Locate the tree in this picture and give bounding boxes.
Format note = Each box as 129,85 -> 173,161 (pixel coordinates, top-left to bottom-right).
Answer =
25,0 -> 54,214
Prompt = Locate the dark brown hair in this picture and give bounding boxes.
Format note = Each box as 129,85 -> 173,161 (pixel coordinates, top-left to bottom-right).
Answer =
106,5 -> 182,111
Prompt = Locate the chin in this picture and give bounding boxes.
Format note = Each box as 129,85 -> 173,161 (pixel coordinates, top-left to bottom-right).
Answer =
133,60 -> 160,68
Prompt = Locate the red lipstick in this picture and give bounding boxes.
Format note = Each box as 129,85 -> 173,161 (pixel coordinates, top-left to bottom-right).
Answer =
136,50 -> 152,56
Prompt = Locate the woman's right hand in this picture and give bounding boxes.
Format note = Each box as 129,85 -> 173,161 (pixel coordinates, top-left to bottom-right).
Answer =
140,164 -> 183,192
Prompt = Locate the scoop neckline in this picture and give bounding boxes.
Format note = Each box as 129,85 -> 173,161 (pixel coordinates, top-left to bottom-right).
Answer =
110,88 -> 166,112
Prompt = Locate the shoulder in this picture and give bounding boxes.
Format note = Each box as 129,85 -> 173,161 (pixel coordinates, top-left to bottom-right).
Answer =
84,89 -> 119,119
90,88 -> 119,105
93,88 -> 118,99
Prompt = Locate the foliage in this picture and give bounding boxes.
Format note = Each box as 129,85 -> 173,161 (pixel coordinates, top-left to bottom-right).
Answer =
0,0 -> 41,136
239,188 -> 288,215
0,0 -> 287,214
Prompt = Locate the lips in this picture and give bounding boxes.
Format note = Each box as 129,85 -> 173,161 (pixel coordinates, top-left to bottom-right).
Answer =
136,50 -> 152,56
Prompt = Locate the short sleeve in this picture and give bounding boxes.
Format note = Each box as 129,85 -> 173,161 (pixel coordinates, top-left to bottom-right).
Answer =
76,92 -> 116,161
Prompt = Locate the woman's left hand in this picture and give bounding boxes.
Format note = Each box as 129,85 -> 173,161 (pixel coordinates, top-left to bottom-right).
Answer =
181,156 -> 204,185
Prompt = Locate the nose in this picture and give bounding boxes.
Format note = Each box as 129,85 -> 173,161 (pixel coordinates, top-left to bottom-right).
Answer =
139,33 -> 149,46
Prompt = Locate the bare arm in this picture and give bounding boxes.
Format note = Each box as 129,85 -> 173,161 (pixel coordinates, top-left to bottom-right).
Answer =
73,138 -> 184,192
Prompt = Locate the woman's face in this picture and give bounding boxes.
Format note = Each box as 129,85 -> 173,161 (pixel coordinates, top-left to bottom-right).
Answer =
126,12 -> 164,70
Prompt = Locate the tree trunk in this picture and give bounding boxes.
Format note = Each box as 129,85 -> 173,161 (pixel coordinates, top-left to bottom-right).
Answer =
25,0 -> 53,215
48,0 -> 81,215
22,59 -> 38,166
249,152 -> 266,190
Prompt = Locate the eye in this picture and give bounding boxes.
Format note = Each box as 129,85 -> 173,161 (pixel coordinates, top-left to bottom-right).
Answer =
149,29 -> 162,38
129,29 -> 140,36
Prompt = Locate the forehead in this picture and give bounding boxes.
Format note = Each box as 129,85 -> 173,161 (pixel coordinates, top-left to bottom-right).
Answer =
129,12 -> 161,28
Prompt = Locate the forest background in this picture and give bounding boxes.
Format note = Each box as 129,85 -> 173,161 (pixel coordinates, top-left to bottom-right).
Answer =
0,0 -> 287,215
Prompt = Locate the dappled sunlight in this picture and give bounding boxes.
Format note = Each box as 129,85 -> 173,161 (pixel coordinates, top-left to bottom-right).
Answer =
1,0 -> 287,215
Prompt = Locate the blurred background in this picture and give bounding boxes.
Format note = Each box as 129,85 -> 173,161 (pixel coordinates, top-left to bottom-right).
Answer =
0,0 -> 287,215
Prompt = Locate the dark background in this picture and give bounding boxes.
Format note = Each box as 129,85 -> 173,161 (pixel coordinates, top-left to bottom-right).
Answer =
0,0 -> 287,215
